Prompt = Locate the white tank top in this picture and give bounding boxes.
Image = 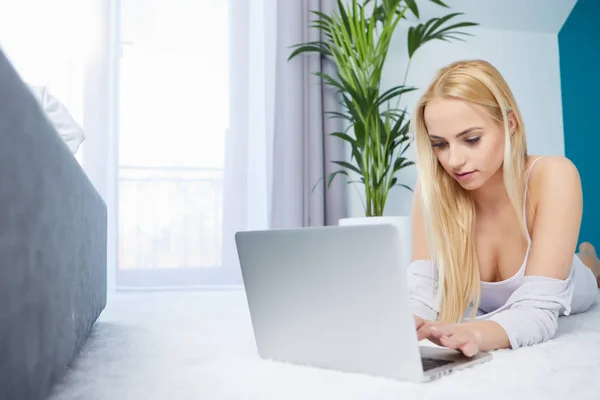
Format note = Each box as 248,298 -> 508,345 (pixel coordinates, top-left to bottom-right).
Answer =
478,156 -> 544,313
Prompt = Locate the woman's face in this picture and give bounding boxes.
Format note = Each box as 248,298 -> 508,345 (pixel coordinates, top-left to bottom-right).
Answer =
423,97 -> 514,191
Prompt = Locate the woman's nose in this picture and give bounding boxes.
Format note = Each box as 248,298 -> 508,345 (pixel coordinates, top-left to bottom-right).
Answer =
448,146 -> 466,170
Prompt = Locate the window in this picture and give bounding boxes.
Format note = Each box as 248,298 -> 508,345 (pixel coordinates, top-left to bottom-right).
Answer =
116,0 -> 230,287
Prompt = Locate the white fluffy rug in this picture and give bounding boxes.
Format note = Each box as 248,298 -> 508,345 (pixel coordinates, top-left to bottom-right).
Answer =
49,290 -> 600,400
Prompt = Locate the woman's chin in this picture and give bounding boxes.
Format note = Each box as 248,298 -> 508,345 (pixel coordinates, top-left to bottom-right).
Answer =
458,181 -> 481,191
457,179 -> 483,191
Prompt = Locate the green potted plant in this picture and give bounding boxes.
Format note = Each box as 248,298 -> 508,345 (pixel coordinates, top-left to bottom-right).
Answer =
288,0 -> 478,226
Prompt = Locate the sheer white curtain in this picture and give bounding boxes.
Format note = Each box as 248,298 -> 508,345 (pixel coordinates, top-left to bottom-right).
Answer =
223,0 -> 347,285
81,0 -> 118,294
222,0 -> 273,285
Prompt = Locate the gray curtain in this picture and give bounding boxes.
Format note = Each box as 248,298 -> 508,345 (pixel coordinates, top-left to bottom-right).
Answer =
270,0 -> 347,229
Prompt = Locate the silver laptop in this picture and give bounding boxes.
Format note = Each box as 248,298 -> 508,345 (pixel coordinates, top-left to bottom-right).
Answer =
235,224 -> 492,382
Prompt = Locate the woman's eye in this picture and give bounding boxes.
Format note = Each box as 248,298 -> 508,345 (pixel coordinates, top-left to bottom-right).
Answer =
465,136 -> 481,144
431,142 -> 447,148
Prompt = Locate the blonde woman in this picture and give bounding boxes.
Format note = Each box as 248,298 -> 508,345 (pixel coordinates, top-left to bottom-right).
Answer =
409,59 -> 599,358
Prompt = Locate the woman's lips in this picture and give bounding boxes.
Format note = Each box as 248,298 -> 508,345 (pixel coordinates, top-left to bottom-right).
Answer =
454,171 -> 476,181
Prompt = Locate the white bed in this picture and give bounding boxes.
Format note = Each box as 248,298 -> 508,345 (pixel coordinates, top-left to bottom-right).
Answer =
49,290 -> 600,400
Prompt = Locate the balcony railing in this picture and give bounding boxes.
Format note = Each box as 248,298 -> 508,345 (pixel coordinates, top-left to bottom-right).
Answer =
118,166 -> 223,270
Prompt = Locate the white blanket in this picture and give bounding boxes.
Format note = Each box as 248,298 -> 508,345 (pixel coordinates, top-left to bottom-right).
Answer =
49,291 -> 600,400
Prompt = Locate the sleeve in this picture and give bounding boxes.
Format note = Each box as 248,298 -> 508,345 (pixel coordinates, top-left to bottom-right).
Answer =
407,260 -> 440,321
479,274 -> 574,349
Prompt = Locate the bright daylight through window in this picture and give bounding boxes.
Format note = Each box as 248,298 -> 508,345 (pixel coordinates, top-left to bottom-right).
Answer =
117,0 -> 229,285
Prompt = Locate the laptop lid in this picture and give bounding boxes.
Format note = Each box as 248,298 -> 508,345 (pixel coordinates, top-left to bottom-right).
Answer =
235,224 -> 424,381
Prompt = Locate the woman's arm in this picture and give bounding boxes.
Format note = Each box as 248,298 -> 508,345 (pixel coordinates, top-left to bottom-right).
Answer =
484,156 -> 583,349
525,156 -> 583,280
418,156 -> 583,354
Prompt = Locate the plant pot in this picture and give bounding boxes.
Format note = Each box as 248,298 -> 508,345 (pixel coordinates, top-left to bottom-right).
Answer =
338,216 -> 412,269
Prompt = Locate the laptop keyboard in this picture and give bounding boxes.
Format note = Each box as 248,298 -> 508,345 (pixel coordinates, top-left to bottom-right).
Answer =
421,357 -> 454,371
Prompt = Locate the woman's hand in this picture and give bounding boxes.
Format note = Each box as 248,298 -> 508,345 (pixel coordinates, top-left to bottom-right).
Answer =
415,318 -> 482,357
414,315 -> 426,330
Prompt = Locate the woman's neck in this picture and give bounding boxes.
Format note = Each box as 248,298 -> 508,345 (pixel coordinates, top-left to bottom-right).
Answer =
471,169 -> 512,214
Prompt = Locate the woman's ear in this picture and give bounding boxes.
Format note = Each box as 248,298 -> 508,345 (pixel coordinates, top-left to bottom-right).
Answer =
508,111 -> 518,136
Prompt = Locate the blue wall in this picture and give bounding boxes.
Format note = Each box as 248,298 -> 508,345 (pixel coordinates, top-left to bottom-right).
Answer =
559,0 -> 600,247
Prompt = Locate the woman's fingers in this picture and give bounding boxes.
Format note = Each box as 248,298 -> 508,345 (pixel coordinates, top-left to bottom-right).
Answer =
459,341 -> 479,357
416,324 -> 480,357
417,322 -> 442,341
414,316 -> 426,330
430,326 -> 450,336
416,325 -> 429,341
438,333 -> 463,349
417,323 -> 437,341
436,330 -> 479,357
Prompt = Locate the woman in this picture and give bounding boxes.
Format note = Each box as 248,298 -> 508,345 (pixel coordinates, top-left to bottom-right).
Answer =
409,59 -> 599,358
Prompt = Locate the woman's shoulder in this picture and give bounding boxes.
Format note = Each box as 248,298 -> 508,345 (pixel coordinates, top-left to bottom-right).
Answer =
526,155 -> 582,207
526,155 -> 579,182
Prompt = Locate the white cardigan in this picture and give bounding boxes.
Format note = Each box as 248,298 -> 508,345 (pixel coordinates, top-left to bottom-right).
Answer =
28,85 -> 85,155
408,258 -> 598,349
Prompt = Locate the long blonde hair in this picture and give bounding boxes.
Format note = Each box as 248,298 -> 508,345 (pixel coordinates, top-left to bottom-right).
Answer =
412,59 -> 528,323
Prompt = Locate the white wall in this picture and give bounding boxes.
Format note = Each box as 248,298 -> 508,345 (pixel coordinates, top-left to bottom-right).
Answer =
347,26 -> 565,218
410,0 -> 576,34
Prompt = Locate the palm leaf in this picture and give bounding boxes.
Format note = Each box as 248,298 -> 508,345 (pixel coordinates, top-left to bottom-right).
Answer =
288,43 -> 331,60
408,12 -> 478,57
332,160 -> 363,176
330,132 -> 356,145
327,169 -> 351,188
404,0 -> 419,18
377,85 -> 416,107
429,0 -> 449,8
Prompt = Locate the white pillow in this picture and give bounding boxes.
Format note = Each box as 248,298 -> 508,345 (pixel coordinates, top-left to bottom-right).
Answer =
28,85 -> 85,155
